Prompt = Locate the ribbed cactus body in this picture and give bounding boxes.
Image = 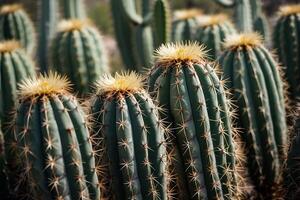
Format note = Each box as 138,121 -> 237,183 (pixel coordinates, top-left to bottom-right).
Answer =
0,4 -> 35,54
13,74 -> 100,200
274,5 -> 300,100
62,0 -> 85,19
90,73 -> 167,200
196,14 -> 236,60
51,20 -> 108,94
218,33 -> 287,197
148,43 -> 238,199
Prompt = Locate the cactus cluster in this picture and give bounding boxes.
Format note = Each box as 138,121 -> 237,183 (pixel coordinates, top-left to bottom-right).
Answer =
218,33 -> 287,198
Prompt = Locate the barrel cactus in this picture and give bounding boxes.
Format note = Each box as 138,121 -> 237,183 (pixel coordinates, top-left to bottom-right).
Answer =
148,42 -> 240,199
0,4 -> 35,54
274,4 -> 300,101
172,9 -> 202,42
51,19 -> 108,94
11,72 -> 100,199
218,33 -> 287,198
195,14 -> 237,60
90,72 -> 168,200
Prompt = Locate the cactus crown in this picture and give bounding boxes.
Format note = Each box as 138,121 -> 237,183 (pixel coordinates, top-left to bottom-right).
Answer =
18,72 -> 71,99
197,14 -> 229,27
57,19 -> 92,32
95,72 -> 144,96
224,33 -> 262,49
0,4 -> 22,14
279,4 -> 300,16
174,9 -> 202,20
0,40 -> 20,52
155,42 -> 207,66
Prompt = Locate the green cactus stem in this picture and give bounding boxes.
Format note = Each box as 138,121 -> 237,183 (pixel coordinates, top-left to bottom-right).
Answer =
90,72 -> 168,200
62,0 -> 86,19
51,19 -> 108,95
218,33 -> 287,198
148,42 -> 240,199
0,4 -> 36,54
12,72 -> 100,200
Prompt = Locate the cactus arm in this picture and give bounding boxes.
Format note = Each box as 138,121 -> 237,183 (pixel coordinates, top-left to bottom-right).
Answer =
62,0 -> 85,19
120,0 -> 143,25
235,0 -> 253,31
153,0 -> 170,48
38,0 -> 57,73
213,0 -> 235,7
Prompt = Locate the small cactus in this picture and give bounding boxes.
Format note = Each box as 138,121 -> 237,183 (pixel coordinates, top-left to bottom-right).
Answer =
51,19 -> 108,94
218,33 -> 287,198
195,14 -> 237,60
273,4 -> 300,101
90,72 -> 168,200
0,4 -> 36,54
148,42 -> 240,199
12,72 -> 100,199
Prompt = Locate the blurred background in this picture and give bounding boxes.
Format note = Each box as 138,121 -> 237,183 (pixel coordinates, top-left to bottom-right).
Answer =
0,0 -> 299,70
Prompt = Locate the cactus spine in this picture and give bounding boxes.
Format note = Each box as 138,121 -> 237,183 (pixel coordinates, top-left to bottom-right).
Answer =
51,19 -> 108,94
90,72 -> 168,199
148,43 -> 239,199
195,14 -> 237,60
273,5 -> 300,101
62,0 -> 86,19
12,73 -> 100,200
0,4 -> 36,54
111,0 -> 171,71
218,33 -> 287,197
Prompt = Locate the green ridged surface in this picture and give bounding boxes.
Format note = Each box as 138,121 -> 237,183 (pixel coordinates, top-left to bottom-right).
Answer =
274,11 -> 300,100
62,0 -> 85,19
0,6 -> 35,54
172,18 -> 197,42
91,91 -> 167,200
51,22 -> 108,94
195,20 -> 236,60
148,61 -> 237,199
218,43 -> 287,196
14,93 -> 99,200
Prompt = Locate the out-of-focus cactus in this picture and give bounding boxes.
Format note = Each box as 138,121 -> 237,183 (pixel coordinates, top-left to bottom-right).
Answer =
90,72 -> 168,199
172,9 -> 202,42
62,0 -> 86,19
111,0 -> 171,71
218,33 -> 287,198
51,19 -> 108,94
0,4 -> 36,54
12,73 -> 100,200
195,14 -> 237,60
0,126 -> 9,199
148,42 -> 240,199
273,4 -> 300,101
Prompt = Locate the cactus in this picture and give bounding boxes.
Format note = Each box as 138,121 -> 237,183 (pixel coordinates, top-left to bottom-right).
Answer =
0,4 -> 36,54
273,4 -> 300,101
147,43 -> 239,199
195,14 -> 237,60
11,72 -> 100,199
62,0 -> 86,19
172,9 -> 202,42
111,0 -> 171,71
0,125 -> 9,199
218,33 -> 287,198
51,19 -> 108,94
90,72 -> 168,199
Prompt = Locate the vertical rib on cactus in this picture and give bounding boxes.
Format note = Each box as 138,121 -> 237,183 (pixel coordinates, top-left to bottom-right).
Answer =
274,4 -> 300,101
13,73 -> 100,200
218,33 -> 287,198
148,42 -> 240,199
195,14 -> 237,60
62,0 -> 86,19
0,4 -> 36,54
90,72 -> 168,200
172,9 -> 202,42
51,19 -> 108,95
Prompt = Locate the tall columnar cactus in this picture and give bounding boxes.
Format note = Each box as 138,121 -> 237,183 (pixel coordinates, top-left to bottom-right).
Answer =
148,43 -> 240,199
51,19 -> 108,94
195,14 -> 237,60
11,73 -> 100,200
273,5 -> 300,101
90,72 -> 168,199
0,4 -> 36,54
218,33 -> 287,198
172,9 -> 202,42
111,0 -> 171,71
62,0 -> 86,19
